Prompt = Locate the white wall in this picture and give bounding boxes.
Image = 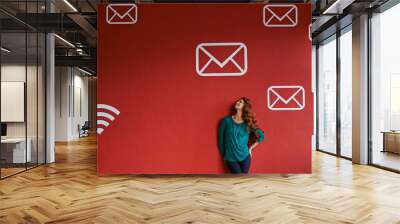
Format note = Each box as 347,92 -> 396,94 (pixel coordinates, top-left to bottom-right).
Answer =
71,73 -> 89,138
55,67 -> 69,141
1,65 -> 27,141
1,63 -> 46,163
55,67 -> 89,141
1,65 -> 39,137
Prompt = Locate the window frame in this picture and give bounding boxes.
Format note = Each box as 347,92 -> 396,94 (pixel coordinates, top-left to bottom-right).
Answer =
315,24 -> 353,160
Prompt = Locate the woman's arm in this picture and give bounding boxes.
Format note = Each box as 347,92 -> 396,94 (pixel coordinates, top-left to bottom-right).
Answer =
218,119 -> 227,157
255,129 -> 265,143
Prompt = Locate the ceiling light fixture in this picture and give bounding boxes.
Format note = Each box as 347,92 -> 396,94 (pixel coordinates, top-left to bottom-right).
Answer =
78,67 -> 93,76
322,0 -> 354,15
76,48 -> 85,55
54,34 -> 75,48
63,0 -> 78,12
322,0 -> 343,14
1,47 -> 11,53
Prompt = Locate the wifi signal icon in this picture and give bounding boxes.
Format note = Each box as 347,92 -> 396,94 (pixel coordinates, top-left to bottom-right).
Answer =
97,104 -> 120,135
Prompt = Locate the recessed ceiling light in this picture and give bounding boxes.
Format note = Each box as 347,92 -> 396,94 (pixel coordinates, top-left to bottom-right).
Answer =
63,0 -> 78,12
78,67 -> 93,76
1,47 -> 11,53
322,0 -> 354,15
54,34 -> 75,48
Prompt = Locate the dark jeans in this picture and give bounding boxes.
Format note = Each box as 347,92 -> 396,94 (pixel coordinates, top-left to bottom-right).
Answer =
226,155 -> 251,174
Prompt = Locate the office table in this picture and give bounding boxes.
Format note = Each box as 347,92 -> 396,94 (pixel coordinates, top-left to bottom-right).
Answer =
1,138 -> 32,164
381,131 -> 400,154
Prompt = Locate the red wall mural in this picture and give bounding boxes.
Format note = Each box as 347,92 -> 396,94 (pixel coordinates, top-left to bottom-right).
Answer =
97,3 -> 313,174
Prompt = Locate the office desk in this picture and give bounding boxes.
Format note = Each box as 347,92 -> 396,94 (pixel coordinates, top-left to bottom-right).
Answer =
1,138 -> 32,163
382,131 -> 400,154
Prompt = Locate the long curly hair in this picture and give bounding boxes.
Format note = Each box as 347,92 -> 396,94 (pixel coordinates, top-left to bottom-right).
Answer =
231,97 -> 259,131
231,97 -> 259,145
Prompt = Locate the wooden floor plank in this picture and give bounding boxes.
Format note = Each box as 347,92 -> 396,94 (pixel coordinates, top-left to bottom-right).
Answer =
1,135 -> 400,223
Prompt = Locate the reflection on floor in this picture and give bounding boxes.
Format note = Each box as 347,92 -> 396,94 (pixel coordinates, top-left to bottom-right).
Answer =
0,167 -> 25,178
1,136 -> 400,223
373,150 -> 400,170
0,162 -> 43,179
341,147 -> 352,158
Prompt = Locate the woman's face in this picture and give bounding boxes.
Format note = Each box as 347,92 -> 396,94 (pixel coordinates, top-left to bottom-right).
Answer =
235,99 -> 245,111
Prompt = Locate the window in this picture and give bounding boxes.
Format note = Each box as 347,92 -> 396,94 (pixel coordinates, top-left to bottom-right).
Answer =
339,28 -> 352,158
316,26 -> 353,158
0,1 -> 47,179
317,36 -> 337,154
371,3 -> 400,171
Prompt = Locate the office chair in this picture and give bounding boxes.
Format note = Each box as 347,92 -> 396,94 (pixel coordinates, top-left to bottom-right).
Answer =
79,121 -> 90,138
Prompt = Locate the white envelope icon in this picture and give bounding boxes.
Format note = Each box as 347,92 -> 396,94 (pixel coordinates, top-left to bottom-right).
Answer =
263,4 -> 298,27
267,86 -> 305,111
196,42 -> 248,77
106,3 -> 137,25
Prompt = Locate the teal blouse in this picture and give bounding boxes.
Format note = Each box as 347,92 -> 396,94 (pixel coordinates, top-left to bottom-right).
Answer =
218,116 -> 265,162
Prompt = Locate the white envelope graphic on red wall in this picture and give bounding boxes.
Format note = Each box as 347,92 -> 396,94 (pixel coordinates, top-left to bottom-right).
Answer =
263,5 -> 298,27
106,4 -> 137,24
267,86 -> 305,110
196,42 -> 248,77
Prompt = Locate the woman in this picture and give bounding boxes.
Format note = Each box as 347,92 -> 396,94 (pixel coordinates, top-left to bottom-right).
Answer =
218,97 -> 265,174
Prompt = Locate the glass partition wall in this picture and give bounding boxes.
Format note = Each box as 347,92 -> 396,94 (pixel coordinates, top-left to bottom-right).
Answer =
339,28 -> 352,159
370,3 -> 400,171
0,2 -> 46,179
317,35 -> 337,155
316,26 -> 353,159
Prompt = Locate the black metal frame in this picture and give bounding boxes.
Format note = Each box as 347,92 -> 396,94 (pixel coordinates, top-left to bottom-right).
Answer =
367,11 -> 373,166
315,24 -> 353,161
315,44 -> 319,151
336,28 -> 341,158
0,13 -> 2,179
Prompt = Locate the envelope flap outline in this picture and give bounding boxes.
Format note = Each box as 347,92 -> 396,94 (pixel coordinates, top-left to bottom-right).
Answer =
195,42 -> 248,77
265,5 -> 296,22
106,3 -> 137,24
263,4 -> 298,27
109,5 -> 135,19
267,86 -> 305,111
270,86 -> 303,104
198,43 -> 245,68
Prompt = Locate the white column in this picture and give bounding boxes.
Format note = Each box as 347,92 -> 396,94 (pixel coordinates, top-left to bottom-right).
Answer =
46,1 -> 56,163
46,33 -> 55,163
352,14 -> 369,164
55,67 -> 73,141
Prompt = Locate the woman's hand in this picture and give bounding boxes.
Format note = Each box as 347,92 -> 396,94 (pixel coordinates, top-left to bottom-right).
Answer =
249,142 -> 259,157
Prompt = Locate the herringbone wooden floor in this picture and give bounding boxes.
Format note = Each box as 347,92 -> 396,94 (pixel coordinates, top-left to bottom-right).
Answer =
1,136 -> 400,224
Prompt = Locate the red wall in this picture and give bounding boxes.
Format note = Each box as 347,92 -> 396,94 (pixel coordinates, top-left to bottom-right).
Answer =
97,3 -> 313,174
